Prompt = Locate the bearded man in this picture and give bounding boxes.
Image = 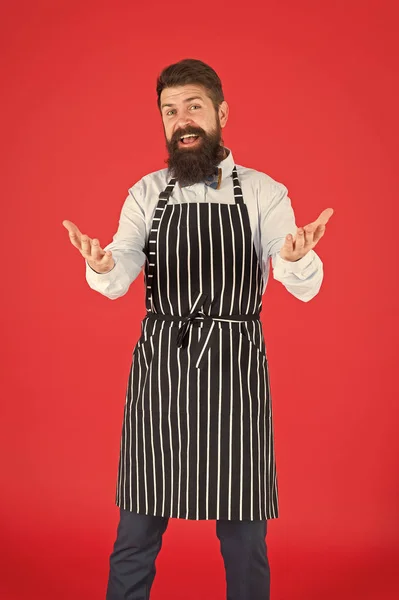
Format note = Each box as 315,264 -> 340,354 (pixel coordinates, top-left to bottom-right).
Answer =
63,58 -> 333,600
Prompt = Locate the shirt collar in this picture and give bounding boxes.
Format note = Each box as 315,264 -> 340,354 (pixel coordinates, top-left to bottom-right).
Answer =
215,147 -> 235,189
174,147 -> 235,190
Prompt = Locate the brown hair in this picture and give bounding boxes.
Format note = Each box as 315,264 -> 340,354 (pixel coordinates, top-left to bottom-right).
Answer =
156,58 -> 224,112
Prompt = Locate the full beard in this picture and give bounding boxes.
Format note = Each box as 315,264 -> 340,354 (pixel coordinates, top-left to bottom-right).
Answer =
165,122 -> 225,187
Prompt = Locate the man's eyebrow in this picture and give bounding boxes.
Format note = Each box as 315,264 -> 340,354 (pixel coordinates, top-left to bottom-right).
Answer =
161,96 -> 204,110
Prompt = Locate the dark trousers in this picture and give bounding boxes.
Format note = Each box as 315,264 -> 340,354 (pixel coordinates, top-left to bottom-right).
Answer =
106,508 -> 270,600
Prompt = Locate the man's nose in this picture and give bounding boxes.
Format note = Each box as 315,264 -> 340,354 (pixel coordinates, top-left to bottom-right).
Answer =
174,117 -> 195,132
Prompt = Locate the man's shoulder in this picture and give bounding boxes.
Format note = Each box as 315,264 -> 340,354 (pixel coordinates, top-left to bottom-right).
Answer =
128,167 -> 169,196
235,163 -> 287,193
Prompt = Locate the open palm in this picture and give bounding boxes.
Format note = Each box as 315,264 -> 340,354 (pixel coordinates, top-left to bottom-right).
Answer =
279,208 -> 334,261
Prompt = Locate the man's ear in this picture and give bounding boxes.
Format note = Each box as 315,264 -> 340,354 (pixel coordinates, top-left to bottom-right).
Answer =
219,101 -> 229,128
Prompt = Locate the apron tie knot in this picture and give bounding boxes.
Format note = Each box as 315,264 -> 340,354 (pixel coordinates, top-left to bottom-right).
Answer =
176,312 -> 204,347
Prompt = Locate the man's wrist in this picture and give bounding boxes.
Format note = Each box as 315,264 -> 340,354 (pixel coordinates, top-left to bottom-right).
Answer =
276,250 -> 314,272
279,252 -> 307,263
87,259 -> 116,274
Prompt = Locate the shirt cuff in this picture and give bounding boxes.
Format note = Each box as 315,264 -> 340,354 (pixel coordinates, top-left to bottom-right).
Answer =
273,250 -> 316,280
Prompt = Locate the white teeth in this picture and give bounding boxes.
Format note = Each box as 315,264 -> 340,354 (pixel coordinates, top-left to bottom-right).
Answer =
181,134 -> 198,139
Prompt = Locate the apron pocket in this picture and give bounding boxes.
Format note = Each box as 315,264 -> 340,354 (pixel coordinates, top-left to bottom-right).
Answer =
132,335 -> 157,383
238,323 -> 267,360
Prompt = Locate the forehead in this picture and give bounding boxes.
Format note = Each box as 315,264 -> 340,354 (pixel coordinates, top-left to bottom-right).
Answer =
160,84 -> 211,107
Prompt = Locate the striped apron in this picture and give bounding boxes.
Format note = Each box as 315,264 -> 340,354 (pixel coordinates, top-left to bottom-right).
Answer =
116,166 -> 279,521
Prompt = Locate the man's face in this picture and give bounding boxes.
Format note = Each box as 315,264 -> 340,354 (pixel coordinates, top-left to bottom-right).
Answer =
160,84 -> 229,185
161,84 -> 227,145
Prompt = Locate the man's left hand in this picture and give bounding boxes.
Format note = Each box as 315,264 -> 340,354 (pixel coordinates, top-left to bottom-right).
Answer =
279,208 -> 334,262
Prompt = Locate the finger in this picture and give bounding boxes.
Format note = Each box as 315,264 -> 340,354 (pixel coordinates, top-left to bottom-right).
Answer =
295,228 -> 305,251
63,220 -> 83,250
312,224 -> 326,245
62,220 -> 83,237
80,235 -> 92,259
91,238 -> 104,261
283,233 -> 294,253
67,233 -> 82,251
92,248 -> 113,266
103,250 -> 114,267
303,224 -> 315,247
87,251 -> 114,273
312,208 -> 334,227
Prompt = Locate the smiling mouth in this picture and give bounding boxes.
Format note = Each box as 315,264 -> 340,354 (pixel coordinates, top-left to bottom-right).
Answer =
179,133 -> 201,146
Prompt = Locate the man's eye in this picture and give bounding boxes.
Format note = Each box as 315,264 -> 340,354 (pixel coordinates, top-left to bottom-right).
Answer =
166,110 -> 176,116
190,105 -> 201,110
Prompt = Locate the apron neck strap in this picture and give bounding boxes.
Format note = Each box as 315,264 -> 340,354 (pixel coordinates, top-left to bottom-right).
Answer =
231,166 -> 244,206
159,178 -> 177,201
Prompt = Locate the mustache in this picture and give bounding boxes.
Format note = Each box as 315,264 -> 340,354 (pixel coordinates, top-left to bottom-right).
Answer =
170,125 -> 206,145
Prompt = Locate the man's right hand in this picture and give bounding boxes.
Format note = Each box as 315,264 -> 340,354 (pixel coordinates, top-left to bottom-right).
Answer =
62,220 -> 115,274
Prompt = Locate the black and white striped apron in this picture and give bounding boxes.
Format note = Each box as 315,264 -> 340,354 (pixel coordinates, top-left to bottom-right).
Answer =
116,167 -> 279,521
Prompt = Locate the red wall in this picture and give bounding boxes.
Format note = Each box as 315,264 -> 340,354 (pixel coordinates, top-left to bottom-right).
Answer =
1,1 -> 398,598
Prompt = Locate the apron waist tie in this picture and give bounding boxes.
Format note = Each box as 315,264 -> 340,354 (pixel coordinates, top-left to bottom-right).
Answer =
146,311 -> 261,348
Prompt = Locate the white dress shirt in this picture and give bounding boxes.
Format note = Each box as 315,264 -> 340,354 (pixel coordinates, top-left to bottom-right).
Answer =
86,148 -> 323,302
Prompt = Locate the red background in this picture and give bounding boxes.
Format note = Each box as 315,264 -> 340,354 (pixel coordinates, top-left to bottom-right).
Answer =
1,0 -> 398,598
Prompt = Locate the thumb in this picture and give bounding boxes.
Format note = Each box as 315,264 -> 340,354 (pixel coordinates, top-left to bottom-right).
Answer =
313,208 -> 334,226
62,219 -> 82,237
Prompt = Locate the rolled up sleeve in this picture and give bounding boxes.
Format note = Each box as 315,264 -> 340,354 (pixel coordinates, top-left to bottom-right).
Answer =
260,179 -> 324,302
85,181 -> 147,300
